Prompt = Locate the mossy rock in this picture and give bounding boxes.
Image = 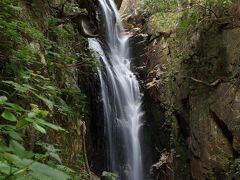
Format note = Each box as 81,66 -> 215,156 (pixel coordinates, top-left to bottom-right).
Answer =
148,12 -> 181,35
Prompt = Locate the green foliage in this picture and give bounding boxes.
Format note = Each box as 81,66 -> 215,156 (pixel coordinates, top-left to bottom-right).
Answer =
0,0 -> 95,179
140,0 -> 178,14
0,96 -> 69,179
36,142 -> 62,163
141,0 -> 236,36
140,0 -> 235,13
149,12 -> 180,34
0,2 -> 88,118
176,8 -> 199,36
102,171 -> 118,180
57,163 -> 89,180
205,0 -> 234,7
228,158 -> 240,179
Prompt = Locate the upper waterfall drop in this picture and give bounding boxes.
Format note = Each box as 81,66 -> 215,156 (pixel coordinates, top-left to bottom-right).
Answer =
89,0 -> 143,179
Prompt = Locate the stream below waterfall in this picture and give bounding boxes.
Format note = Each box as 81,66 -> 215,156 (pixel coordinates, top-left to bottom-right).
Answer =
89,0 -> 144,179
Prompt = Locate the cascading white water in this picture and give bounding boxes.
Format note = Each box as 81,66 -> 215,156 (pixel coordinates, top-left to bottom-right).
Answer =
89,0 -> 143,179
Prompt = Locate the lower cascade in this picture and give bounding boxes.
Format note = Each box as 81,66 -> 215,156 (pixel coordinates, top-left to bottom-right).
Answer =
89,0 -> 143,179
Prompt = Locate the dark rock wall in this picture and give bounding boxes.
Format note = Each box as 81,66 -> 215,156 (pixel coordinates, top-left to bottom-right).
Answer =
131,15 -> 240,179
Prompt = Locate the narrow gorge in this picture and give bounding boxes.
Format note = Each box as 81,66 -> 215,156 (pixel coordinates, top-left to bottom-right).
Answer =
1,0 -> 240,180
89,0 -> 143,179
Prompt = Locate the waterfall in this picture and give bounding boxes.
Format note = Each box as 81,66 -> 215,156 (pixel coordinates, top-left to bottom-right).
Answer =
88,0 -> 143,179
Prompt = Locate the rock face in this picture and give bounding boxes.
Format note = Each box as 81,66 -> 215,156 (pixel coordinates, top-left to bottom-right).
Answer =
210,83 -> 240,152
133,13 -> 240,179
120,0 -> 139,14
182,27 -> 240,179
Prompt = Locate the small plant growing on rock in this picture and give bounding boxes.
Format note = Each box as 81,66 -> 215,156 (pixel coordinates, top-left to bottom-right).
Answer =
102,171 -> 118,180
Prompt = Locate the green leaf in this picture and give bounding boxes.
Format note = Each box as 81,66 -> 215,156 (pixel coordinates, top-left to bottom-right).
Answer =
0,96 -> 8,104
28,112 -> 37,118
9,140 -> 24,153
1,125 -> 22,140
102,171 -> 117,180
16,119 -> 30,129
1,110 -> 17,121
0,142 -> 11,153
24,117 -> 34,123
33,123 -> 46,134
34,153 -> 49,162
37,142 -> 62,163
35,94 -> 54,107
49,152 -> 61,163
29,162 -> 70,180
42,122 -> 65,131
1,153 -> 25,168
9,140 -> 33,159
30,171 -> 51,180
56,165 -> 75,174
5,102 -> 25,111
36,118 -> 65,131
38,110 -> 49,117
7,130 -> 23,141
3,81 -> 28,93
9,5 -> 22,11
13,167 -> 28,177
0,161 -> 11,175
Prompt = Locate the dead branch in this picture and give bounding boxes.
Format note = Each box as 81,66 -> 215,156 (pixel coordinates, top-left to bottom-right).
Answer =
151,149 -> 175,180
148,32 -> 171,45
190,77 -> 222,87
